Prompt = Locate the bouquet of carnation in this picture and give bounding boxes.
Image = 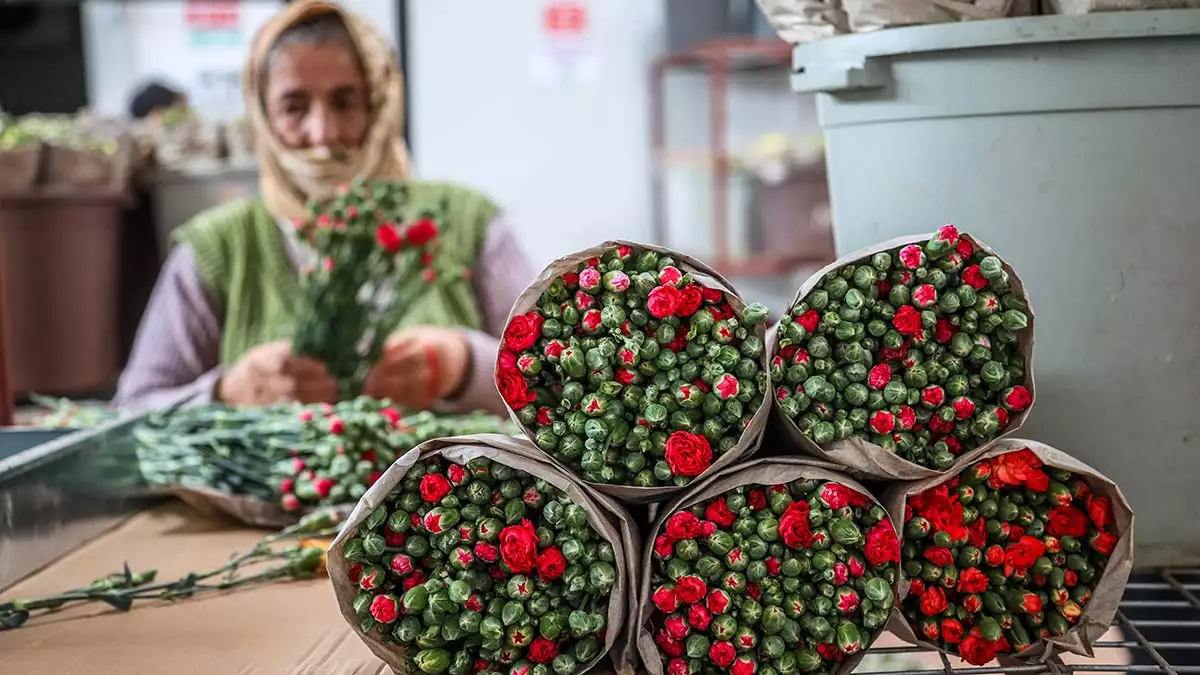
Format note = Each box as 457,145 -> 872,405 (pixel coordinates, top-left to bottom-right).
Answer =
328,435 -> 640,675
887,439 -> 1133,665
637,458 -> 901,675
771,226 -> 1035,479
496,241 -> 772,502
135,398 -> 515,527
291,180 -> 447,397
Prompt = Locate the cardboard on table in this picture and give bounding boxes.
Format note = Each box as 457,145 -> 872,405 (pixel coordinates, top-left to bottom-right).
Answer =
0,503 -> 383,674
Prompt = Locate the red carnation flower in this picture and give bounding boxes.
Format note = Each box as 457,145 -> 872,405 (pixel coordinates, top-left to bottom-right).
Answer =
797,310 -> 820,332
675,576 -> 707,604
963,265 -> 989,290
666,511 -> 703,540
870,410 -> 896,434
647,285 -> 682,319
375,223 -> 403,253
536,547 -> 567,580
404,218 -> 439,246
708,641 -> 736,669
893,305 -> 923,337
704,498 -> 736,527
652,585 -> 679,613
502,312 -> 544,352
664,431 -> 713,478
527,637 -> 559,664
420,474 -> 452,503
868,363 -> 892,390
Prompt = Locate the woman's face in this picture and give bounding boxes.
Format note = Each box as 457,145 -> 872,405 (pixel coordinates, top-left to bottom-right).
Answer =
264,41 -> 369,150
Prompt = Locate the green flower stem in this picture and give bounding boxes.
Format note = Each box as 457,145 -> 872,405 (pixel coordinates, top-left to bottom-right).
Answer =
0,516 -> 340,631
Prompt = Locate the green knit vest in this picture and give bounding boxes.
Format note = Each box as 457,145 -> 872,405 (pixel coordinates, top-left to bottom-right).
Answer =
173,183 -> 497,366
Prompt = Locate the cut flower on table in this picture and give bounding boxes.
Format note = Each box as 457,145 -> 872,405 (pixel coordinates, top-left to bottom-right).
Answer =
0,509 -> 342,631
887,439 -> 1134,665
771,226 -> 1035,479
497,241 -> 773,502
135,397 -> 515,527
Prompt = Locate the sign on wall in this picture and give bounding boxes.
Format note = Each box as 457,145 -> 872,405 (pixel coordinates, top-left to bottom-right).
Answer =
184,0 -> 242,47
532,0 -> 597,86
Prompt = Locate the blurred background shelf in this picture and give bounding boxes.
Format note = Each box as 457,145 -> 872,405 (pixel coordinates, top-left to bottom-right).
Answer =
650,36 -> 834,282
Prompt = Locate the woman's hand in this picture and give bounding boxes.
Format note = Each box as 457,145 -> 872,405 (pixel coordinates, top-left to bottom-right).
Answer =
216,339 -> 338,406
362,326 -> 470,410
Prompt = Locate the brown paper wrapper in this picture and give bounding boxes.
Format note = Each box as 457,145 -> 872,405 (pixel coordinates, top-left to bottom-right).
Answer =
327,433 -> 643,675
755,0 -> 851,43
771,232 -> 1036,481
635,456 -> 900,675
884,438 -> 1135,663
1044,0 -> 1200,12
0,144 -> 43,193
844,0 -> 1031,31
499,240 -> 772,505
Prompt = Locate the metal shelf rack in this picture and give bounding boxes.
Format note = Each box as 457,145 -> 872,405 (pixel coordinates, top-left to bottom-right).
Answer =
859,570 -> 1200,675
650,37 -> 827,278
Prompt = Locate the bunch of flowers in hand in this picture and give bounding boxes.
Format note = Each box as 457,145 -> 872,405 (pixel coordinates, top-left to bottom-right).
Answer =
897,444 -> 1127,665
336,455 -> 623,675
497,243 -> 771,491
773,226 -> 1033,472
643,466 -> 901,675
292,179 -> 447,397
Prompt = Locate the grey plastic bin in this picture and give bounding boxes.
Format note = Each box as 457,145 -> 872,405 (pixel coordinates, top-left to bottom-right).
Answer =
791,10 -> 1200,568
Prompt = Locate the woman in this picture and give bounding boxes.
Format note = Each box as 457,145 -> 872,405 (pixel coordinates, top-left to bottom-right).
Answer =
115,0 -> 533,415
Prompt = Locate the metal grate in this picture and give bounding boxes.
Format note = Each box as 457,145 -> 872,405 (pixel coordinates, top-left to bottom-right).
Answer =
856,570 -> 1200,675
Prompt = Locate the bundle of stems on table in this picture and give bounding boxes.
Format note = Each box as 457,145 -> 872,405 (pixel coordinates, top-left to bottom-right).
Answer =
134,397 -> 517,512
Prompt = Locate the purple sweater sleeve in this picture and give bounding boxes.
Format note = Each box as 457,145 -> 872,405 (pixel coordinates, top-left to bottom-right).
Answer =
113,219 -> 534,415
112,245 -> 224,413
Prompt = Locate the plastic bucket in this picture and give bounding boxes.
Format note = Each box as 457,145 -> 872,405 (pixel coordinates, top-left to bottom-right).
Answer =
791,10 -> 1200,567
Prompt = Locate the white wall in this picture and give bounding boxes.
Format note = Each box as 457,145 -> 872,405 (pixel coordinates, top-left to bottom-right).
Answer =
407,0 -> 819,267
81,0 -> 398,120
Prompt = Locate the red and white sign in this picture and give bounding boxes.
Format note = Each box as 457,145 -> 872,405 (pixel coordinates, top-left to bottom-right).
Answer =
542,1 -> 588,36
185,0 -> 240,31
533,0 -> 595,86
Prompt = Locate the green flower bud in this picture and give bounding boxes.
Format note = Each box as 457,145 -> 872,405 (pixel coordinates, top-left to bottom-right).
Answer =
843,382 -> 870,407
404,585 -> 430,612
573,635 -> 601,662
836,620 -> 863,654
883,380 -> 907,405
795,648 -> 823,671
830,518 -> 863,546
938,290 -> 962,314
1001,309 -> 1029,331
414,649 -> 450,674
865,577 -> 893,606
501,601 -> 526,626
685,633 -> 711,660
551,654 -> 578,675
978,255 -> 1003,279
742,302 -> 769,325
707,531 -> 735,556
394,616 -> 422,644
